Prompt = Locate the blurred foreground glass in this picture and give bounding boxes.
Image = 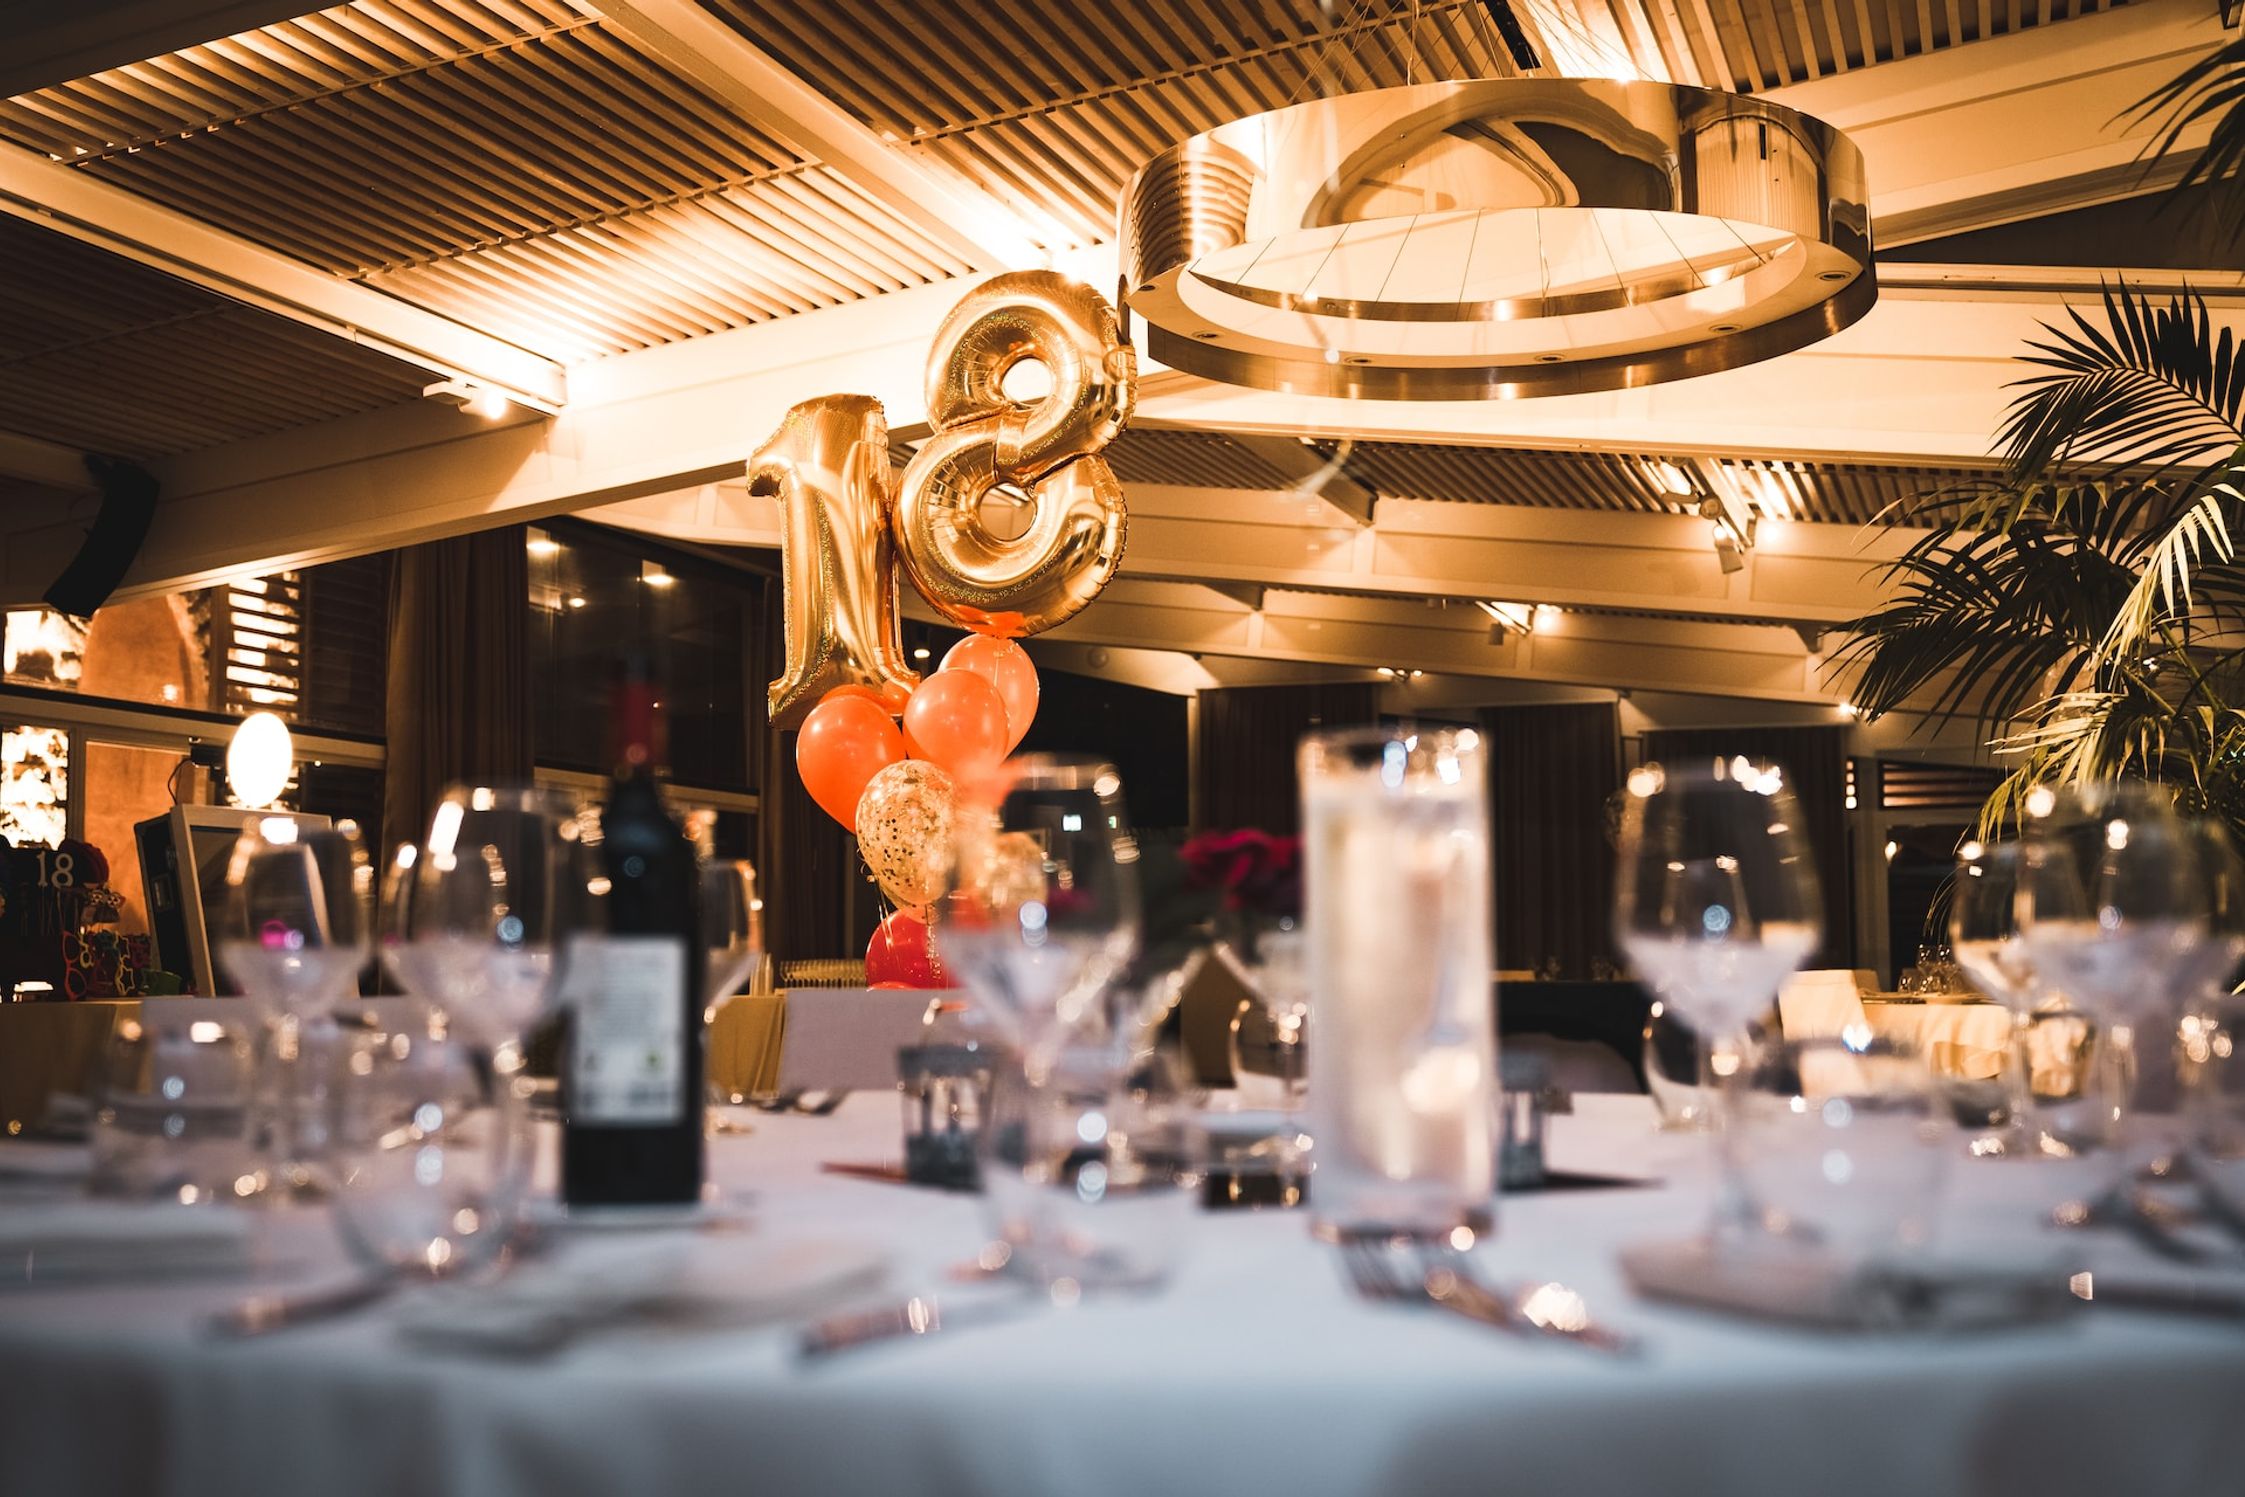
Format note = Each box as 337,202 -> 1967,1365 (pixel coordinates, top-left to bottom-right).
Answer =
1300,726 -> 1498,1241
1947,840 -> 2039,1152
90,1007 -> 256,1201
381,786 -> 571,1054
329,1022 -> 534,1280
701,858 -> 764,1129
219,817 -> 374,1198
936,757 -> 1141,1077
1614,758 -> 1821,1239
1735,1032 -> 1945,1258
976,1047 -> 1203,1291
2018,782 -> 2209,1162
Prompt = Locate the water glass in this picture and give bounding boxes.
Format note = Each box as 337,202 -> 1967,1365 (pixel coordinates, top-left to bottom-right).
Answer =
1733,1032 -> 1945,1258
328,1021 -> 535,1280
976,1046 -> 1203,1292
90,1006 -> 258,1202
1299,726 -> 1498,1242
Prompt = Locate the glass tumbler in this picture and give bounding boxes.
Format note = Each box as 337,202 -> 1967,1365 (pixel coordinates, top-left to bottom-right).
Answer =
90,1006 -> 258,1202
1299,726 -> 1499,1242
328,1022 -> 535,1280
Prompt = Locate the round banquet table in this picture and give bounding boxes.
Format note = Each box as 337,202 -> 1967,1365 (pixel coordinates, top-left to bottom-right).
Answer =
5,1096 -> 2245,1497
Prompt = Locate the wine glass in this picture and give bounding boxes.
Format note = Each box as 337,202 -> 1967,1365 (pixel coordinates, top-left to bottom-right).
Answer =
1613,758 -> 1823,1239
1947,839 -> 2040,1153
218,816 -> 374,1199
701,858 -> 764,1132
936,757 -> 1141,1079
2017,781 -> 2210,1188
937,757 -> 1145,1284
381,785 -> 571,1057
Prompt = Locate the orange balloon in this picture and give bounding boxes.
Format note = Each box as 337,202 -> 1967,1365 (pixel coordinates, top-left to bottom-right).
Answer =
902,668 -> 1009,781
796,693 -> 905,827
822,681 -> 911,716
941,635 -> 1039,751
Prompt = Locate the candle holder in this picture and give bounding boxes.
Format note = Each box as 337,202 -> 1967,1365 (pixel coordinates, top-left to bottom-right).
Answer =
897,1039 -> 995,1190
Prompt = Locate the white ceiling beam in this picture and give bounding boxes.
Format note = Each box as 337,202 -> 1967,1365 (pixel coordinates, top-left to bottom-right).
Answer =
590,0 -> 1041,270
0,276 -> 961,604
1766,0 -> 2229,245
0,431 -> 97,492
0,1 -> 317,97
0,145 -> 568,412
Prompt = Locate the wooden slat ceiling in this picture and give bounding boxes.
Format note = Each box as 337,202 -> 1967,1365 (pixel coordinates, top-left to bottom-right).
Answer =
1098,430 -> 1991,526
0,0 -> 970,363
0,213 -> 429,459
707,0 -> 1518,249
708,0 -> 2130,248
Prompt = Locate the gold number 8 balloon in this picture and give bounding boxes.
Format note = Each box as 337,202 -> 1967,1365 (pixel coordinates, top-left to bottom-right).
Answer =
759,272 -> 1135,726
894,271 -> 1134,638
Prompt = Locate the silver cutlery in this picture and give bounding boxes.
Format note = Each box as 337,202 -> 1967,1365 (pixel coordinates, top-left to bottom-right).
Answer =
1340,1238 -> 1640,1356
798,1291 -> 1037,1361
207,1275 -> 396,1339
2054,1187 -> 2245,1267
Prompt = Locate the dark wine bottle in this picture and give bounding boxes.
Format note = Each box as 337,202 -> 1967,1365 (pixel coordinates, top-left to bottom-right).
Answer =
559,659 -> 706,1207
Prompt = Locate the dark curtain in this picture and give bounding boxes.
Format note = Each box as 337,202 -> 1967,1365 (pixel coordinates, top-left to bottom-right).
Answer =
1640,725 -> 1854,967
1481,702 -> 1622,980
1193,682 -> 1380,834
752,578 -> 869,964
380,527 -> 531,861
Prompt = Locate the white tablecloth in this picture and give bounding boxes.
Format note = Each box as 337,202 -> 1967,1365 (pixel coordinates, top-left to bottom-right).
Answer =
5,1098 -> 2245,1497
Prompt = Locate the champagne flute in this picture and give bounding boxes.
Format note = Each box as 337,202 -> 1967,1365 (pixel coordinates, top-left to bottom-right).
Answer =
381,785 -> 571,1057
1613,758 -> 1823,1241
1948,839 -> 2040,1153
219,816 -> 375,1200
700,858 -> 764,1133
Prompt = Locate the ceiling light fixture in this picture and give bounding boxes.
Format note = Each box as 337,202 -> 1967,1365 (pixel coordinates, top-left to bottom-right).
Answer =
422,377 -> 514,420
1120,80 -> 1872,399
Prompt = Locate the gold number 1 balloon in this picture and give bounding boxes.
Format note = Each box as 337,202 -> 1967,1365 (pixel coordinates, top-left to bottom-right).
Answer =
754,395 -> 921,727
895,271 -> 1134,637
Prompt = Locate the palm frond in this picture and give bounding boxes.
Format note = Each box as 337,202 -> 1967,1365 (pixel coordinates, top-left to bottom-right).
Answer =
2095,466 -> 2245,662
1998,286 -> 2245,482
2123,35 -> 2245,245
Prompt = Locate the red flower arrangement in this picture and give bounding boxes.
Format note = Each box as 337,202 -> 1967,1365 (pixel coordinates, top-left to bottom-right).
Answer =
1179,828 -> 1301,921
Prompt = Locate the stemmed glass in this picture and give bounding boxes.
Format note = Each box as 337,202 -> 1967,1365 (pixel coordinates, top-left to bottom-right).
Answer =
1948,840 -> 2040,1153
380,785 -> 571,1060
2016,781 -> 2210,1184
1613,758 -> 1823,1239
219,816 -> 375,1200
701,858 -> 764,1133
936,757 -> 1153,1284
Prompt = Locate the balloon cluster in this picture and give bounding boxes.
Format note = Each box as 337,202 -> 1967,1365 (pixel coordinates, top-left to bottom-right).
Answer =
794,636 -> 1040,988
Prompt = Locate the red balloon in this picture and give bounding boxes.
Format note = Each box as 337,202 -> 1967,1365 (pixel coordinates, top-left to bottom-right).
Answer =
797,691 -> 905,827
823,681 -> 911,716
901,668 -> 1009,782
866,911 -> 949,989
941,635 -> 1039,751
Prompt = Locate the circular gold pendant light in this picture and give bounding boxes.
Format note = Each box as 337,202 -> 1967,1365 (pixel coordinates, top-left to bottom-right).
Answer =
1118,79 -> 1873,399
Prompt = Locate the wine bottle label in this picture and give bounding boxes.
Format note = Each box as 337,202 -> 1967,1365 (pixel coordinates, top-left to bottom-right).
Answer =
559,934 -> 688,1126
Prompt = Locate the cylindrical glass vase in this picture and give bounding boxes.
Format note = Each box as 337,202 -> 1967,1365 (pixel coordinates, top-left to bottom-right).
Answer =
1300,726 -> 1499,1241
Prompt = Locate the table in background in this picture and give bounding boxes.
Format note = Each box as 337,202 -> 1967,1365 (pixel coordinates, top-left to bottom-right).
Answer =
5,1097 -> 2245,1497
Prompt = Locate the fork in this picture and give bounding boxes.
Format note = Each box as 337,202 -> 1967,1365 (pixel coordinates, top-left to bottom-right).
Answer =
1340,1238 -> 1640,1356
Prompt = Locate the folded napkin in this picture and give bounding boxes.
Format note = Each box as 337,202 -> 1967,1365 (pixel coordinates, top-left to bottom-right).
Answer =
394,1234 -> 889,1357
1619,1238 -> 2076,1332
0,1201 -> 252,1286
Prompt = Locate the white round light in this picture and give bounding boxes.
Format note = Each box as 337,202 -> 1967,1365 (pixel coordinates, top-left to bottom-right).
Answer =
227,711 -> 295,809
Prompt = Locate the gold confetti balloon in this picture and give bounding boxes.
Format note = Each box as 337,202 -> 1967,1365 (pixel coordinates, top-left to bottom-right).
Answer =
853,760 -> 958,912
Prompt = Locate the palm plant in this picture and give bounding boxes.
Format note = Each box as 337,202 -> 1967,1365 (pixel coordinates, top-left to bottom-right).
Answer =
1830,284 -> 2245,842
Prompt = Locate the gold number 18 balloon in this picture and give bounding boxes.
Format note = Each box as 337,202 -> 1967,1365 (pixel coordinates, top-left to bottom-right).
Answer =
754,394 -> 921,728
895,270 -> 1133,637
761,273 -> 1135,721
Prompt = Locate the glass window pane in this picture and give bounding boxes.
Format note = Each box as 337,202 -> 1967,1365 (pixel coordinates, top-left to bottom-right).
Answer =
0,722 -> 68,846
